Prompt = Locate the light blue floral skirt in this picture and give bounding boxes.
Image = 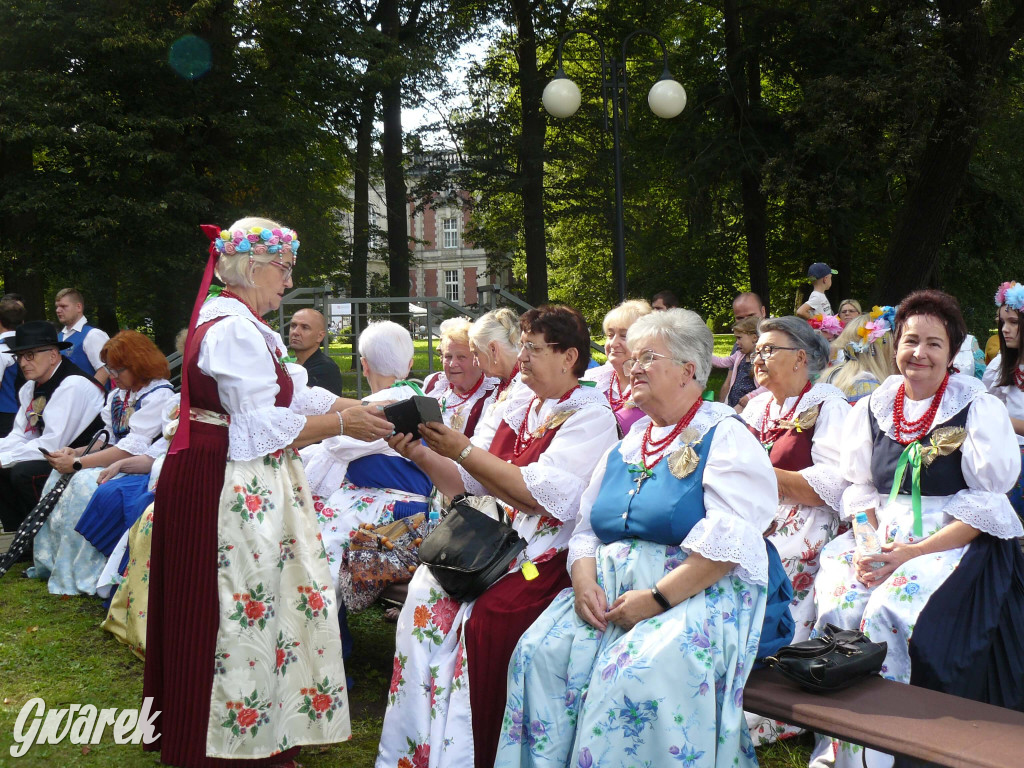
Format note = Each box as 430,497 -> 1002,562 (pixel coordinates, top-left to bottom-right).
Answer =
494,539 -> 767,768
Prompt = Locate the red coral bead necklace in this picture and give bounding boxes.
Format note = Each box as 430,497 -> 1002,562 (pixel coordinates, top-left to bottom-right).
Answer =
892,373 -> 949,445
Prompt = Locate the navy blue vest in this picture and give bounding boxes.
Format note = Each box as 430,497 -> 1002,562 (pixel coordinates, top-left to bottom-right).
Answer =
0,361 -> 17,414
61,323 -> 99,375
345,453 -> 433,520
868,402 -> 969,497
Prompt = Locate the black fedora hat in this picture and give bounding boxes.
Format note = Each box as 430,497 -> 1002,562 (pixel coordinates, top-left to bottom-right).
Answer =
7,321 -> 73,354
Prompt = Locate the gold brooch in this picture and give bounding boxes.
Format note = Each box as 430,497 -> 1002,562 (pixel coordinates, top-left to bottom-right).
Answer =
777,403 -> 820,432
922,426 -> 967,467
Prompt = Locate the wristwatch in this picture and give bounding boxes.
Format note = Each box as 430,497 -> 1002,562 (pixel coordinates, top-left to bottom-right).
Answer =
72,458 -> 83,472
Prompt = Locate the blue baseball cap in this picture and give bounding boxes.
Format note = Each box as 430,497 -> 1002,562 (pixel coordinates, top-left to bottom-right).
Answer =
808,263 -> 838,279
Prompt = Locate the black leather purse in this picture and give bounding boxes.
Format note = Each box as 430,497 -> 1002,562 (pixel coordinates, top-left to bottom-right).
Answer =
417,494 -> 528,603
765,624 -> 887,693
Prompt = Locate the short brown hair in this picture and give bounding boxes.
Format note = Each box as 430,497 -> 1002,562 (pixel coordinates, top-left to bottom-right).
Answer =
520,305 -> 591,377
731,316 -> 759,337
101,330 -> 170,383
893,290 -> 966,365
0,298 -> 25,330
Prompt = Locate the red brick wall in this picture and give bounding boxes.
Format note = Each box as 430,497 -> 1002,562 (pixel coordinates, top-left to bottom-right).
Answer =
464,267 -> 477,304
425,268 -> 438,299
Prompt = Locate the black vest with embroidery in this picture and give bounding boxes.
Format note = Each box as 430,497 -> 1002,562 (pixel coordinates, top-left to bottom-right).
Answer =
867,400 -> 969,497
29,359 -> 105,448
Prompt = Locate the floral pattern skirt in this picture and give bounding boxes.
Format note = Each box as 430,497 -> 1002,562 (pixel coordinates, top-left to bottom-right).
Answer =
101,501 -> 155,660
493,539 -> 766,768
29,468 -> 108,595
812,495 -> 965,768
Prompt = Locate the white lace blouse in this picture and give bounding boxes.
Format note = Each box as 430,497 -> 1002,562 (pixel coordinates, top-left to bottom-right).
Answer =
568,402 -> 778,586
840,374 -> 1023,539
196,297 -> 337,461
983,355 -> 1024,446
102,379 -> 176,456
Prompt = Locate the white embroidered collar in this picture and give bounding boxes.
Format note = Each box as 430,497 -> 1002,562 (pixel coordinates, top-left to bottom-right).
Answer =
618,401 -> 735,463
198,296 -> 285,358
582,362 -> 615,393
430,371 -> 499,405
869,373 -> 984,434
746,382 -> 846,430
503,382 -> 609,432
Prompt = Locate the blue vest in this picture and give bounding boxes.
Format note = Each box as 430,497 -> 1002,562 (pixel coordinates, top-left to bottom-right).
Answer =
589,419 -> 794,661
62,323 -> 98,375
0,360 -> 17,414
345,453 -> 433,520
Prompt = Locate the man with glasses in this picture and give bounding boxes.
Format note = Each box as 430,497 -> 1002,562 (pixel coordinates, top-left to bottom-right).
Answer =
55,287 -> 110,386
0,321 -> 104,535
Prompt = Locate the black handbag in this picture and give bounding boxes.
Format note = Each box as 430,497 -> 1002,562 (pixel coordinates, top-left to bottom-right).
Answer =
417,494 -> 528,604
765,623 -> 887,693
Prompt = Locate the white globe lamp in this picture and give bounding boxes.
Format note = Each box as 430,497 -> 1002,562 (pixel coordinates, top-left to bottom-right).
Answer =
647,76 -> 687,119
542,74 -> 582,119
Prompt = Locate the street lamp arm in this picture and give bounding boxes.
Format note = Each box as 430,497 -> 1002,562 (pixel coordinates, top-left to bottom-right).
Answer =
550,29 -> 610,129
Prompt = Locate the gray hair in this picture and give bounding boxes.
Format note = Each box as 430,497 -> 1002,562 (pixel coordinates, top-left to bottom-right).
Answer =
627,308 -> 713,386
468,307 -> 520,355
358,320 -> 414,379
757,315 -> 831,374
215,216 -> 287,288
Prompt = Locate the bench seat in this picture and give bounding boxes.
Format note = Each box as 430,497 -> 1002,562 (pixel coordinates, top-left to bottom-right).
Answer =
743,668 -> 1024,768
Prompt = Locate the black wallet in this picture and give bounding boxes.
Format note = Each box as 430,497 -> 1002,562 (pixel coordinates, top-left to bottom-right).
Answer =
383,396 -> 443,439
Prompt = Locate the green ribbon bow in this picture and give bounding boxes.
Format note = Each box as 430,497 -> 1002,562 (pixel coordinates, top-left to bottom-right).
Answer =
888,441 -> 923,538
392,380 -> 426,397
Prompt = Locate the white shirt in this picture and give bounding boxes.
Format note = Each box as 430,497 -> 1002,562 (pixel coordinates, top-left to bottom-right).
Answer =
100,379 -> 176,456
983,354 -> 1024,446
0,362 -> 104,465
61,316 -> 110,373
195,296 -> 337,462
805,290 -> 832,317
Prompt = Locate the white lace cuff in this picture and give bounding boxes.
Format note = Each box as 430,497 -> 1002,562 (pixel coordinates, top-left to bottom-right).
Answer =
944,489 -> 1024,539
567,534 -> 600,573
841,483 -> 879,522
227,407 -> 305,461
302,445 -> 350,499
116,432 -> 155,457
457,463 -> 488,496
681,509 -> 768,585
291,385 -> 336,416
145,437 -> 169,460
801,464 -> 846,513
521,464 -> 586,522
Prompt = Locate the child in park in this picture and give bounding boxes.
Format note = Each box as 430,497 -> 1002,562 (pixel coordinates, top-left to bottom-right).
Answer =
713,315 -> 766,410
797,262 -> 837,318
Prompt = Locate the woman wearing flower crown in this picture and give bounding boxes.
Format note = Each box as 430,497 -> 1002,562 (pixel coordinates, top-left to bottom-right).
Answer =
983,280 -> 1024,519
814,290 -> 1024,768
143,217 -> 394,767
824,308 -> 898,403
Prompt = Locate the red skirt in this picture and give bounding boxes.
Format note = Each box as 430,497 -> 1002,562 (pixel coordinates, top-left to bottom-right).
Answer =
465,550 -> 571,768
143,421 -> 298,767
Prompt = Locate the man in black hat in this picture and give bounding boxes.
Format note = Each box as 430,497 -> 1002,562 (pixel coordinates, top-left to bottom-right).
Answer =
0,321 -> 105,533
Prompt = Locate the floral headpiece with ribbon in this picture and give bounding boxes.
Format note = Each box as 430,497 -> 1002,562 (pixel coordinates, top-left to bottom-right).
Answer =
995,281 -> 1024,312
808,313 -> 843,339
213,226 -> 300,260
845,305 -> 896,356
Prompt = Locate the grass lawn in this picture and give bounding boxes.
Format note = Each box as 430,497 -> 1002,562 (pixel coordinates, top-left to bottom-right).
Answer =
1,557 -> 809,768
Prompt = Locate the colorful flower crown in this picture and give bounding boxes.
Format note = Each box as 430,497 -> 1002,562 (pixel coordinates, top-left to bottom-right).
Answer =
995,281 -> 1024,312
845,305 -> 895,356
213,226 -> 299,259
808,313 -> 843,339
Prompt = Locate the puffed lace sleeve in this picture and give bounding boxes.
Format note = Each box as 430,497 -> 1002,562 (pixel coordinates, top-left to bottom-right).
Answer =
567,445 -> 614,572
519,405 -> 619,522
944,393 -> 1024,539
285,363 -> 337,415
798,396 -> 849,512
982,355 -> 1001,392
839,396 -> 877,521
680,417 -> 777,585
117,383 -> 176,456
198,318 -> 305,461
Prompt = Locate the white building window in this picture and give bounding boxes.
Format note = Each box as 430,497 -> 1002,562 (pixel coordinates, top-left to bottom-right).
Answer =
369,205 -> 384,249
442,216 -> 459,249
444,269 -> 460,303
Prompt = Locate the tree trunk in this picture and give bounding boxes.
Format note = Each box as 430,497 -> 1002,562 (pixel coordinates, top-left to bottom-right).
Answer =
512,0 -> 548,306
723,0 -> 770,310
381,0 -> 410,327
0,137 -> 46,318
351,84 -> 375,362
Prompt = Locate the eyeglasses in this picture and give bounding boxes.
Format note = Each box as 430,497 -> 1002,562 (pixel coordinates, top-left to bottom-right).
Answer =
751,345 -> 800,362
622,350 -> 681,375
519,340 -> 555,355
14,348 -> 57,362
104,365 -> 127,377
268,260 -> 294,280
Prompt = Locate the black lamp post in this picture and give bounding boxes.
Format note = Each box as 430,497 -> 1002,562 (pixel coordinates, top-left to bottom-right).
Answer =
543,29 -> 686,303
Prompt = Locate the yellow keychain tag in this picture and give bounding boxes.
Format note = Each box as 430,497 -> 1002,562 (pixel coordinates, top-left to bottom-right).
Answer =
521,560 -> 539,581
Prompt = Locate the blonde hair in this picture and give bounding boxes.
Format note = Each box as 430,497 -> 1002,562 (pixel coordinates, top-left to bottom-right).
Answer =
438,316 -> 472,352
838,299 -> 862,315
469,307 -> 520,356
825,314 -> 896,394
731,315 -> 759,337
603,299 -> 652,334
215,216 -> 287,288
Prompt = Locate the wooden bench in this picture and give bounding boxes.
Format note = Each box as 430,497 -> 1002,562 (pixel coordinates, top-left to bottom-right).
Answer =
743,667 -> 1024,768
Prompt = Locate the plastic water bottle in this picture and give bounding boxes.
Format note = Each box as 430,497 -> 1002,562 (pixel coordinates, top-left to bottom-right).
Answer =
853,511 -> 886,570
